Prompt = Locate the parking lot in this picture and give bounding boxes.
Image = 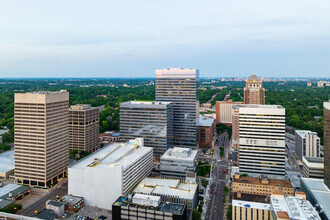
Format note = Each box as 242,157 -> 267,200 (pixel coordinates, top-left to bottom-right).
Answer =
65,206 -> 112,220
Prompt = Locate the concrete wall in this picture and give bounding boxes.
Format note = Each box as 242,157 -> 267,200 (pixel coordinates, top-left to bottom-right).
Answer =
68,165 -> 123,210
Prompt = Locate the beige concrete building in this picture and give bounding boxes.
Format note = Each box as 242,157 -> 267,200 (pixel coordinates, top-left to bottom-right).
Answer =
232,175 -> 294,196
69,104 -> 99,152
244,75 -> 265,105
215,100 -> 242,124
302,156 -> 324,179
14,90 -> 69,187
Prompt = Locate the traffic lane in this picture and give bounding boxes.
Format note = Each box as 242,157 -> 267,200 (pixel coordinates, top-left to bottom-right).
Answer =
21,181 -> 68,216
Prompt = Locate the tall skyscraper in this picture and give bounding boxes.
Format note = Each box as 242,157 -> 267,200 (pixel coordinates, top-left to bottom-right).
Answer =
244,75 -> 265,104
237,105 -> 286,179
324,101 -> 330,188
14,90 -> 69,187
69,104 -> 99,152
120,101 -> 173,157
155,68 -> 199,148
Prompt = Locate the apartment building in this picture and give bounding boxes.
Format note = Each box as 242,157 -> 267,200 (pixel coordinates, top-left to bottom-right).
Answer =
295,130 -> 320,161
68,138 -> 153,210
302,156 -> 324,179
232,175 -> 294,196
160,148 -> 198,179
120,101 -> 173,157
14,90 -> 69,187
243,75 -> 265,105
155,68 -> 199,148
69,104 -> 99,152
237,105 -> 286,179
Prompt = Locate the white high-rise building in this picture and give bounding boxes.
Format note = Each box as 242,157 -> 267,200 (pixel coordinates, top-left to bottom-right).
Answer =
295,130 -> 320,161
237,105 -> 286,179
68,138 -> 153,210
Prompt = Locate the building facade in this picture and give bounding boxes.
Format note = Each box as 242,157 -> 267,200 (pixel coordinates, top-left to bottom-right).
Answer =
120,101 -> 174,157
243,75 -> 265,105
68,138 -> 153,210
232,175 -> 294,196
112,194 -> 187,220
160,148 -> 198,179
302,157 -> 324,179
295,130 -> 320,161
14,90 -> 69,187
324,101 -> 330,189
197,115 -> 215,148
215,100 -> 242,124
238,105 -> 286,179
155,68 -> 199,148
232,107 -> 240,150
69,104 -> 99,152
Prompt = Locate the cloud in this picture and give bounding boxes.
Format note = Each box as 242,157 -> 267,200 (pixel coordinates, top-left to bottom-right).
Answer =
0,0 -> 330,77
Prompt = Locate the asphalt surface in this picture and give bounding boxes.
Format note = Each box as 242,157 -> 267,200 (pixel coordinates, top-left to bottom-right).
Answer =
20,181 -> 68,217
204,132 -> 230,220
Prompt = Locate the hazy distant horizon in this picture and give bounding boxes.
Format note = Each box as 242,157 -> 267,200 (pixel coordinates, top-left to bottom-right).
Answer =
1,0 -> 330,78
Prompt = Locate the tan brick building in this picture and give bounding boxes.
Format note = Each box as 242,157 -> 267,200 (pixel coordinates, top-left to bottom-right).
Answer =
69,104 -> 99,152
232,175 -> 294,196
14,90 -> 69,187
244,75 -> 265,104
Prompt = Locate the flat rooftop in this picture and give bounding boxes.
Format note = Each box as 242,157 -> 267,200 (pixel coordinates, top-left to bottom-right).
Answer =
196,115 -> 214,127
0,150 -> 14,173
232,192 -> 270,204
70,104 -> 98,110
160,148 -> 198,162
113,196 -> 185,215
0,184 -> 30,209
232,193 -> 271,210
69,139 -> 152,171
120,101 -> 172,109
271,195 -> 320,220
133,178 -> 198,200
301,178 -> 329,192
233,176 -> 293,188
61,195 -> 83,205
295,130 -> 318,137
235,104 -> 284,109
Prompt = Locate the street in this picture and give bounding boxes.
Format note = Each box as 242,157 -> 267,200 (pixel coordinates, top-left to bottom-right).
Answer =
204,132 -> 230,220
19,181 -> 68,217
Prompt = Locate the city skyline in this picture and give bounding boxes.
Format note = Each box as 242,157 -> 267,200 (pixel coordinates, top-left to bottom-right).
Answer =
1,0 -> 330,78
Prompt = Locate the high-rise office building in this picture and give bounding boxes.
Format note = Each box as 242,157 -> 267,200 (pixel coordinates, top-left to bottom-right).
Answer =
69,104 -> 99,152
295,130 -> 320,161
324,101 -> 330,188
120,101 -> 174,157
237,105 -> 286,179
155,68 -> 199,148
243,75 -> 265,104
14,90 -> 69,187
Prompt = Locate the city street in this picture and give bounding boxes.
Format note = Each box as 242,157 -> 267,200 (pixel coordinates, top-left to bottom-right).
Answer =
19,180 -> 68,217
204,132 -> 230,220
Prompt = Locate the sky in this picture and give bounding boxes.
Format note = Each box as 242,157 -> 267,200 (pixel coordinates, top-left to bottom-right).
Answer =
0,0 -> 330,78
